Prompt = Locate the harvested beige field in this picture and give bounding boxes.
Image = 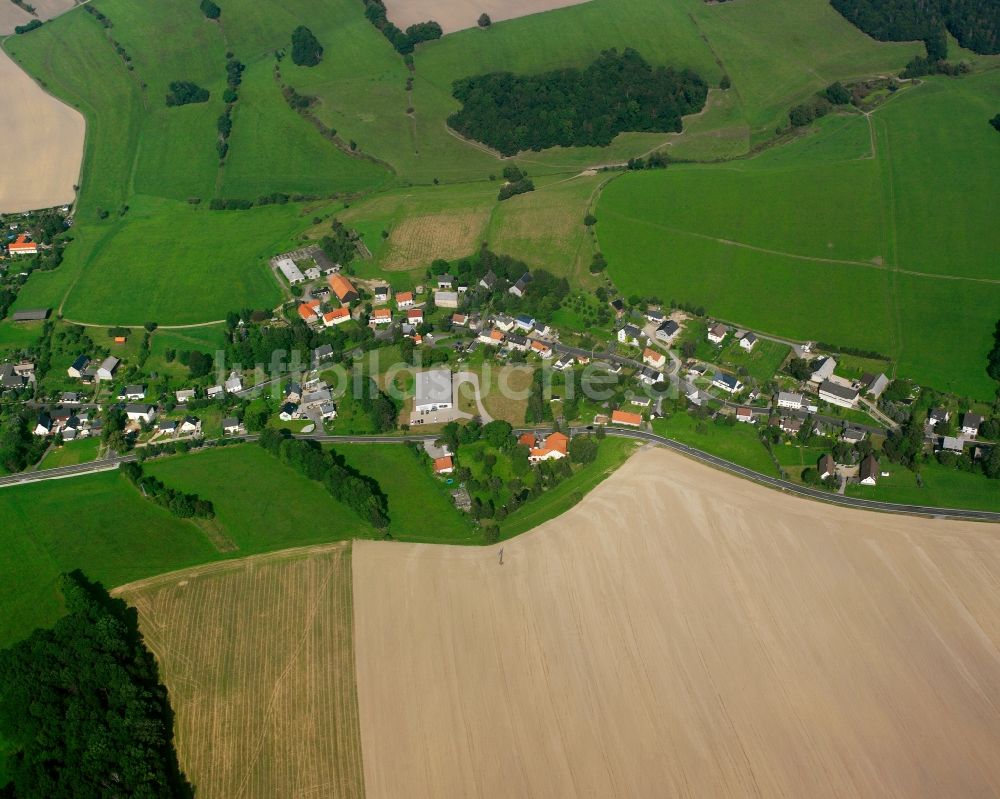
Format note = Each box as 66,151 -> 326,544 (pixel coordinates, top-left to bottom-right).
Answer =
354,446 -> 1000,799
115,543 -> 364,799
382,0 -> 590,33
0,47 -> 84,212
382,209 -> 489,270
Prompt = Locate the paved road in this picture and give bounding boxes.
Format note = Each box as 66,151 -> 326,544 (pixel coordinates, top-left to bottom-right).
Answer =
2,428 -> 998,524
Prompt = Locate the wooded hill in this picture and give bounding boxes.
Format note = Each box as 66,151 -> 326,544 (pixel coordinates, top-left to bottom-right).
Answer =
831,0 -> 1000,54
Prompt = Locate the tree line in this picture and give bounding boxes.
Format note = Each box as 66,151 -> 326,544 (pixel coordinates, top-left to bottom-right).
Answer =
357,0 -> 442,54
257,429 -> 389,527
0,571 -> 192,797
120,461 -> 216,519
448,48 -> 708,156
831,0 -> 999,55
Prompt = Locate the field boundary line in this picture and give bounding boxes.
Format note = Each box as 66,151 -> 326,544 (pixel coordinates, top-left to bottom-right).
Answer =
110,540 -> 351,596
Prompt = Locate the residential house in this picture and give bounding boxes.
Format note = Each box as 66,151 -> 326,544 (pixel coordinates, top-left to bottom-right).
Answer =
178,417 -> 200,435
707,323 -> 727,345
373,285 -> 390,304
301,388 -> 333,408
841,427 -> 866,444
530,340 -> 553,359
434,456 -> 454,475
645,308 -> 665,323
175,388 -> 196,404
514,314 -> 535,332
941,435 -> 964,453
610,298 -> 625,315
313,344 -> 334,364
859,454 -> 879,485
818,454 -> 835,480
736,406 -> 755,423
961,412 -> 983,438
7,233 -> 37,256
119,384 -> 146,401
518,432 -> 537,449
655,320 -> 680,344
61,392 -> 81,404
928,407 -> 950,426
611,409 -> 643,427
323,308 -> 351,326
125,403 -> 157,423
860,372 -> 889,399
369,308 -> 392,326
157,420 -> 178,435
777,391 -> 804,410
279,402 -> 299,421
818,379 -> 859,409
67,355 -> 91,379
553,355 -> 574,371
436,274 -> 455,289
529,432 -> 569,462
33,412 -> 52,436
304,266 -> 321,281
284,382 -> 302,404
224,375 -> 243,394
618,324 -> 642,347
506,334 -> 529,352
318,402 -> 337,420
493,315 -> 515,333
479,329 -> 505,346
0,363 -> 25,390
643,348 -> 666,369
638,366 -> 663,386
452,313 -> 468,327
298,300 -> 321,324
313,251 -> 339,275
435,291 -> 459,309
276,257 -> 304,285
509,272 -> 532,298
479,270 -> 497,291
395,291 -> 415,308
780,417 -> 802,435
740,332 -> 758,352
328,274 -> 359,304
222,417 -> 242,434
712,372 -> 743,394
631,396 -> 652,409
96,356 -> 120,381
810,356 -> 837,383
407,308 -> 424,325
206,384 -> 225,399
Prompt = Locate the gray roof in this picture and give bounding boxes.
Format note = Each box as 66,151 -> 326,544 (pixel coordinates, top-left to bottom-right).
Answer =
122,384 -> 145,395
777,391 -> 803,405
313,344 -> 334,359
222,416 -> 240,428
818,380 -> 858,402
414,369 -> 453,408
657,320 -> 679,336
962,412 -> 984,429
622,324 -> 641,338
125,403 -> 155,414
859,455 -> 879,480
0,363 -> 25,388
713,372 -> 740,390
11,308 -> 50,322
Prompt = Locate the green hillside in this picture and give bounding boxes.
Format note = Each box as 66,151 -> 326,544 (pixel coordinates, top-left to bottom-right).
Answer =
599,70 -> 1000,398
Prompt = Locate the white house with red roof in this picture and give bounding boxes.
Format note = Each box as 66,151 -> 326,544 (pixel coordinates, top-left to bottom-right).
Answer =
323,307 -> 351,326
7,234 -> 37,256
407,308 -> 424,325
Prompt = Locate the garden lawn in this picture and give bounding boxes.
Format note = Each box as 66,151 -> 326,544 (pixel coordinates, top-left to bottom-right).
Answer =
335,443 -> 476,543
846,459 -> 1000,513
652,413 -> 778,476
38,437 -> 101,469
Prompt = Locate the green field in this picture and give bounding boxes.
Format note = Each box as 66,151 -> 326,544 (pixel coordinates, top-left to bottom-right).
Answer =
652,413 -> 779,475
335,443 -> 477,543
37,438 -> 102,469
846,459 -> 1000,512
601,71 -> 1000,398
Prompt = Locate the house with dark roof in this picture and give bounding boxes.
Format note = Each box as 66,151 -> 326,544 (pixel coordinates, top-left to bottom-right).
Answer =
0,363 -> 26,390
859,454 -> 879,485
711,372 -> 743,394
707,323 -> 727,345
961,412 -> 983,437
508,272 -> 533,298
655,320 -> 680,344
479,270 -> 497,290
818,379 -> 859,408
740,332 -> 758,352
818,454 -> 835,480
67,355 -> 91,379
618,324 -> 642,347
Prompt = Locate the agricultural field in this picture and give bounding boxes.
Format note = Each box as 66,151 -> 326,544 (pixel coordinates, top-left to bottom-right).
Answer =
600,71 -> 1000,398
354,446 -> 1000,798
116,543 -> 364,799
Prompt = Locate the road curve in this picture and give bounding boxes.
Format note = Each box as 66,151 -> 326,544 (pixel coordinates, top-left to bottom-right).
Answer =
1,429 -> 998,524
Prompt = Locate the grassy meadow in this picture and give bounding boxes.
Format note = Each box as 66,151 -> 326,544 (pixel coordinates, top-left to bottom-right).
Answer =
600,71 -> 1000,398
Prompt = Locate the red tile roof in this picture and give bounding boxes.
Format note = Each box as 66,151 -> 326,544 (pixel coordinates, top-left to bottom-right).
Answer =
611,410 -> 642,427
298,301 -> 320,321
433,455 -> 453,473
396,291 -> 414,304
544,432 -> 569,455
407,308 -> 423,320
328,273 -> 358,302
518,433 -> 537,448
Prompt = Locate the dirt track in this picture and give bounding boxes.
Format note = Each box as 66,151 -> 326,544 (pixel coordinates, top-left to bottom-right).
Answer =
354,446 -> 1000,798
382,0 -> 591,33
1,0 -> 85,213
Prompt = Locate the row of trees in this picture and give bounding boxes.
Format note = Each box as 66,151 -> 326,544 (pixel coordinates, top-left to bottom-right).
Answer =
358,0 -> 442,54
257,429 -> 389,526
448,48 -> 708,155
830,0 -> 999,55
120,461 -> 216,519
0,571 -> 192,797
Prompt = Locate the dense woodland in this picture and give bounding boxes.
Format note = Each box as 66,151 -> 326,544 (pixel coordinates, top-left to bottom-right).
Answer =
291,25 -> 323,67
448,48 -> 708,156
0,572 -> 191,798
831,0 -> 1000,54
